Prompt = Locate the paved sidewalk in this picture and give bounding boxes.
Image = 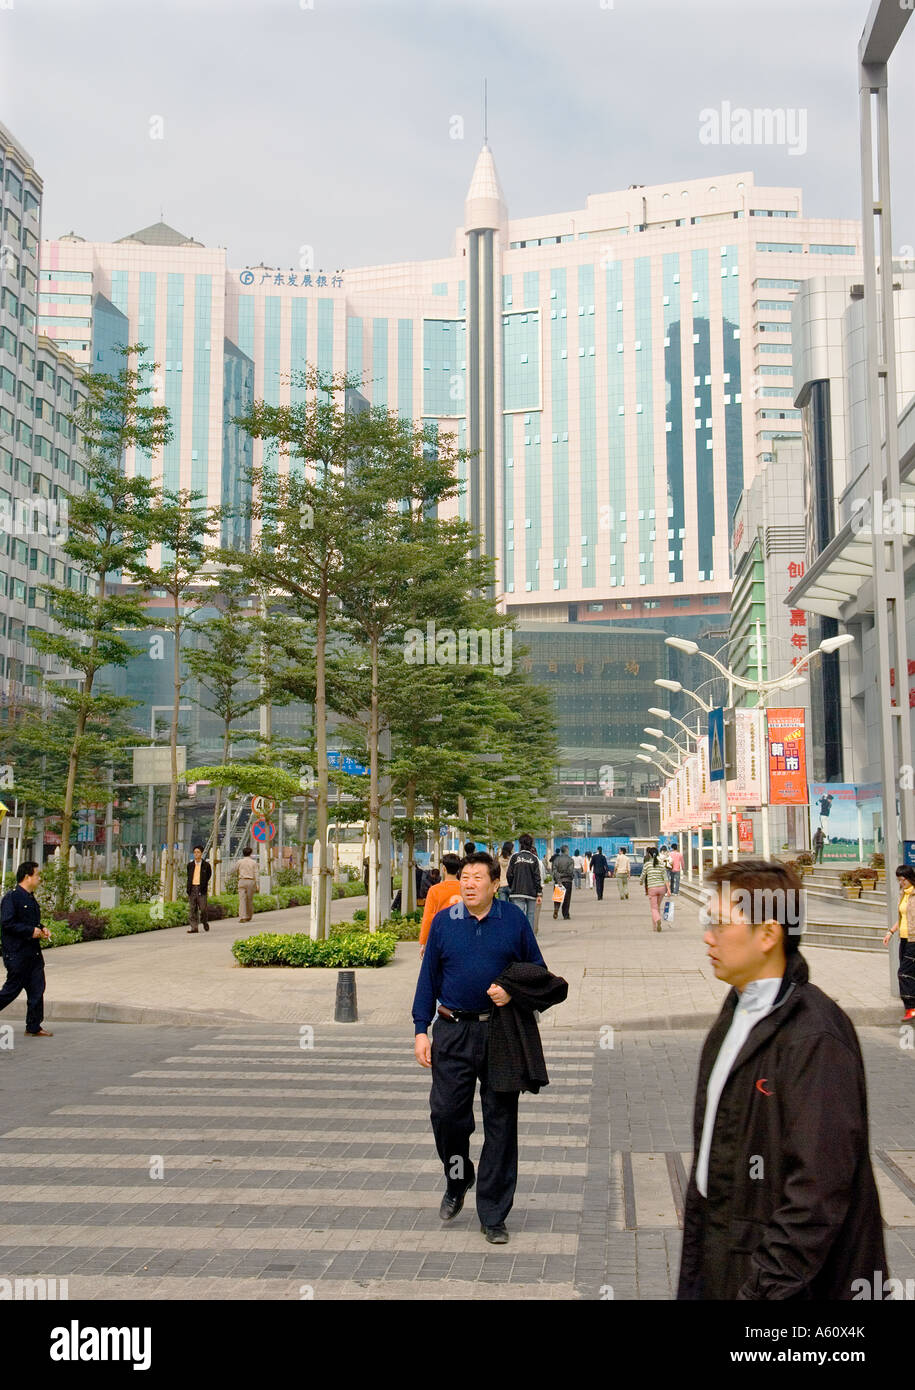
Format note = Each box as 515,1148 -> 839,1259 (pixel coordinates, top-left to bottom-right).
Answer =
0,880 -> 902,1030
1,1018 -> 914,1300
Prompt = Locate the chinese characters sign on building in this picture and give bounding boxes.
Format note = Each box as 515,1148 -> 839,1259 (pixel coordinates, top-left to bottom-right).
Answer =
238,270 -> 344,289
766,708 -> 808,805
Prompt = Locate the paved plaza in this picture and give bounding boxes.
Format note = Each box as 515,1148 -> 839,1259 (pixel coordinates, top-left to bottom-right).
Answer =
1,885 -> 913,1299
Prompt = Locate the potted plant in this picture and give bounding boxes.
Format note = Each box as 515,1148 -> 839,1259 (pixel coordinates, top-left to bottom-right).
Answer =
840,870 -> 862,899
870,852 -> 885,882
795,851 -> 815,874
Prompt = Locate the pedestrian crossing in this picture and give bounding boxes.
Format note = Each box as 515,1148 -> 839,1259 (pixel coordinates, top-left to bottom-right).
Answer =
3,1026 -> 915,1300
0,1027 -> 595,1299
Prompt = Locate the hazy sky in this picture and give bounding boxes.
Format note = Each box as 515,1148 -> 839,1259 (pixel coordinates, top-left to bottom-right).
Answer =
3,0 -> 913,270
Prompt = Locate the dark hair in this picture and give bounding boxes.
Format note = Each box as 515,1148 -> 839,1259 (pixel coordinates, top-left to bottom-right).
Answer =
596,846 -> 603,854
461,851 -> 500,882
501,840 -> 514,858
561,845 -> 569,853
896,865 -> 915,886
574,848 -> 581,855
242,846 -> 253,856
16,861 -> 39,883
645,847 -> 658,864
518,833 -> 533,850
441,853 -> 462,876
193,843 -> 204,852
705,859 -> 804,954
464,841 -> 476,855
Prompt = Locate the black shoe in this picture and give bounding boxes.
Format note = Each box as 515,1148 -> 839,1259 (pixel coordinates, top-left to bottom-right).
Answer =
439,1174 -> 475,1221
481,1222 -> 509,1244
203,923 -> 209,932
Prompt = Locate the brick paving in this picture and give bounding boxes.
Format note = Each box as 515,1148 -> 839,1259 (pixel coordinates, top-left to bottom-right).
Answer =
1,1012 -> 915,1299
0,880 -> 911,1298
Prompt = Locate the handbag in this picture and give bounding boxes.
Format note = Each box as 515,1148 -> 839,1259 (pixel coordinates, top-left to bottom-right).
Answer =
552,883 -> 566,904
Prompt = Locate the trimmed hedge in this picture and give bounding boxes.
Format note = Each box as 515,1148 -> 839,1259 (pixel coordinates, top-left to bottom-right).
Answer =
232,929 -> 397,969
329,915 -> 421,942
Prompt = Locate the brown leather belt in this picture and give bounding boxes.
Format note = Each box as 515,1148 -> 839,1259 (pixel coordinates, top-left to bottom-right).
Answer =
437,1005 -> 491,1022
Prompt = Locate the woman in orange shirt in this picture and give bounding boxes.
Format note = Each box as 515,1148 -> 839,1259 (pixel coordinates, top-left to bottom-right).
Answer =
419,852 -> 464,951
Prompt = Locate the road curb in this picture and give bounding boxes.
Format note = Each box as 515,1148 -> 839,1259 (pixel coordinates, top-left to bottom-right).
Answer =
611,1005 -> 903,1032
1,999 -> 258,1028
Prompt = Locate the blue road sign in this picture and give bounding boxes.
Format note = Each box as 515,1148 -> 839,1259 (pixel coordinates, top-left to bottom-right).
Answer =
904,841 -> 915,868
327,751 -> 368,776
708,707 -> 725,782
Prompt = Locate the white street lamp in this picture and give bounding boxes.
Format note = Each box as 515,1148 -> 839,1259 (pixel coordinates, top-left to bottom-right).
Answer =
662,632 -> 857,864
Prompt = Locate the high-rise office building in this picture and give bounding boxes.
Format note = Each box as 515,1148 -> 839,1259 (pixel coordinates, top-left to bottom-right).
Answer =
0,121 -> 87,709
41,152 -> 862,613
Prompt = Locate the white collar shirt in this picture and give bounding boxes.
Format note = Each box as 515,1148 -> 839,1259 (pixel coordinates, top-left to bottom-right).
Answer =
695,976 -> 783,1198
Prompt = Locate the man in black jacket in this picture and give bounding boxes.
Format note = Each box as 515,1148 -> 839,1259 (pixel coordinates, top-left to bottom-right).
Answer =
590,846 -> 610,901
551,845 -> 574,920
505,833 -> 542,930
0,861 -> 52,1036
678,859 -> 886,1301
186,844 -> 212,933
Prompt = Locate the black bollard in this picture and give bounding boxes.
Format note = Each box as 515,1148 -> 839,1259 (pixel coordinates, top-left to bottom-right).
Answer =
334,969 -> 358,1022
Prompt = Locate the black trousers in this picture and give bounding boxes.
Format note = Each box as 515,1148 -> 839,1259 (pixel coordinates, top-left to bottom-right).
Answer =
0,953 -> 45,1033
429,1017 -> 520,1226
188,888 -> 209,929
899,938 -> 915,1008
594,874 -> 606,901
553,879 -> 572,919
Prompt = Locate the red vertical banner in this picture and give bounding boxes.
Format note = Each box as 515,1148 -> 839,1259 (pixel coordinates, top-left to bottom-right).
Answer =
737,816 -> 754,852
766,709 -> 808,806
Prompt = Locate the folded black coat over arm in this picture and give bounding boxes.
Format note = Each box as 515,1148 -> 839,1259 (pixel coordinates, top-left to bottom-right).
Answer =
487,962 -> 569,1094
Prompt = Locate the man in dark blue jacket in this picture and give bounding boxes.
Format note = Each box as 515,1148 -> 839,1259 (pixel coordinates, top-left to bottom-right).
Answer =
413,851 -> 546,1245
0,861 -> 52,1036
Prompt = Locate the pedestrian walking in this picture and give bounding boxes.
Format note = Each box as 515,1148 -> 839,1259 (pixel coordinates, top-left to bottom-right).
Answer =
884,864 -> 915,1020
642,847 -> 669,931
186,844 -> 212,933
0,862 -> 52,1036
590,847 -> 609,901
419,865 -> 441,902
496,841 -> 514,902
678,859 -> 886,1300
506,833 -> 543,930
668,845 -> 684,895
234,845 -> 259,923
419,852 -> 463,952
813,826 -> 825,864
412,852 -> 567,1244
572,849 -> 585,889
551,845 -> 574,920
614,847 -> 631,899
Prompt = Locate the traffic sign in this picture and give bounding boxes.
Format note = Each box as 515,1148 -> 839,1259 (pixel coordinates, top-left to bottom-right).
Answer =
708,707 -> 725,782
251,796 -> 276,816
251,819 -> 276,842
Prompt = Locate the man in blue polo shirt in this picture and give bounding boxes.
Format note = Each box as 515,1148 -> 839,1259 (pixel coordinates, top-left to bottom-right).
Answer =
412,851 -> 546,1245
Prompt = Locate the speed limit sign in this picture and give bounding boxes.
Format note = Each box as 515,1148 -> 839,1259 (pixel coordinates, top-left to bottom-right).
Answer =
251,795 -> 276,816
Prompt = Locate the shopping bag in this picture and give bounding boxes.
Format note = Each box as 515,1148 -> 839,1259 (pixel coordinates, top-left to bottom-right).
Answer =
662,896 -> 675,923
552,883 -> 566,904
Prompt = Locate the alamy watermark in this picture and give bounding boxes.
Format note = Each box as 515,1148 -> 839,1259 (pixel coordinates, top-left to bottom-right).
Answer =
698,882 -> 805,935
0,497 -> 68,540
698,101 -> 807,157
403,621 -> 512,675
849,492 -> 915,537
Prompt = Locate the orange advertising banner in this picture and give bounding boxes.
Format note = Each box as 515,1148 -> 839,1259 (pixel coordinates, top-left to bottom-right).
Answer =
766,708 -> 808,806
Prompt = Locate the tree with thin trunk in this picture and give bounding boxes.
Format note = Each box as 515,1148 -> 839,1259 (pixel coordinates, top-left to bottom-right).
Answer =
231,366 -> 470,938
30,344 -> 169,912
134,489 -> 221,901
185,573 -> 261,891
